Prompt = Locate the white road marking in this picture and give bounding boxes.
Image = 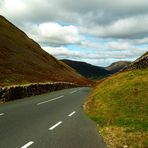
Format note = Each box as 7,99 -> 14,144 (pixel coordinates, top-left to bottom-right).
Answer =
49,121 -> 62,130
0,113 -> 4,116
21,141 -> 34,148
69,90 -> 77,94
70,88 -> 83,94
68,111 -> 76,117
37,95 -> 64,105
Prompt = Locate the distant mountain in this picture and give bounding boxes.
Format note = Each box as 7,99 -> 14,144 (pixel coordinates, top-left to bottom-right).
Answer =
0,15 -> 90,86
122,51 -> 148,71
61,59 -> 111,80
106,61 -> 131,73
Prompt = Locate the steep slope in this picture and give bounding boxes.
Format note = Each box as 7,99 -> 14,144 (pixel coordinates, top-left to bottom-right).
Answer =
85,69 -> 148,148
61,59 -> 111,80
84,52 -> 148,147
122,51 -> 148,71
106,61 -> 131,73
0,15 -> 90,86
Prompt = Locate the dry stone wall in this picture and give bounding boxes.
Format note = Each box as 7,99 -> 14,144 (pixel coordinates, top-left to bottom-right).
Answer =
122,51 -> 148,71
0,82 -> 80,102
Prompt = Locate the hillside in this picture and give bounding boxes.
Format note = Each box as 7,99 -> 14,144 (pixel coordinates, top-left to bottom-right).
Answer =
61,59 -> 111,80
123,51 -> 148,71
84,52 -> 148,147
85,69 -> 148,147
0,15 -> 90,87
106,61 -> 131,73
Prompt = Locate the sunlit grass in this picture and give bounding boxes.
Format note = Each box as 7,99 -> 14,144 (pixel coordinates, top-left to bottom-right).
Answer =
85,69 -> 148,147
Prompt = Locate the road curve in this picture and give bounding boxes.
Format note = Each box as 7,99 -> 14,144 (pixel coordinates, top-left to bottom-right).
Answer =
0,87 -> 106,148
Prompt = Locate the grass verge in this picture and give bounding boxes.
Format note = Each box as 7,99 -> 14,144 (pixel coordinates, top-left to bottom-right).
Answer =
84,69 -> 148,148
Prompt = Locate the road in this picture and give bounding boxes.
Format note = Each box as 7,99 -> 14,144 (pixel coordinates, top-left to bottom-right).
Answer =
0,87 -> 106,148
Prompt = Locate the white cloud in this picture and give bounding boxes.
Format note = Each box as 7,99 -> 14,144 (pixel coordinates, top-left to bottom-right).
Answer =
42,46 -> 105,60
25,22 -> 83,46
1,0 -> 53,23
4,0 -> 27,11
1,0 -> 29,20
42,45 -> 142,61
42,45 -> 147,66
107,42 -> 133,50
42,46 -> 82,58
38,22 -> 82,45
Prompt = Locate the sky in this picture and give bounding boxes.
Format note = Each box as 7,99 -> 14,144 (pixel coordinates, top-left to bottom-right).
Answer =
0,0 -> 148,66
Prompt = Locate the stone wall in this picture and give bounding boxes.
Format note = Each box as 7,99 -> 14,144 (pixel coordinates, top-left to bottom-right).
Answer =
0,82 -> 80,102
122,51 -> 148,71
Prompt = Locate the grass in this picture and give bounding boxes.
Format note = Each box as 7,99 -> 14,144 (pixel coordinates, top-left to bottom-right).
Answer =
84,69 -> 148,148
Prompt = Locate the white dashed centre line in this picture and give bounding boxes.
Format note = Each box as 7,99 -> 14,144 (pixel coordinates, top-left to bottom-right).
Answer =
68,111 -> 76,117
21,141 -> 34,148
49,121 -> 63,130
37,95 -> 64,105
69,90 -> 77,94
0,113 -> 4,116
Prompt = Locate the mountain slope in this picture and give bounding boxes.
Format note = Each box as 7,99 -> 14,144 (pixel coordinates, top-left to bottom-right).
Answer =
84,52 -> 148,147
122,51 -> 148,71
61,59 -> 111,80
106,61 -> 131,73
0,15 -> 90,86
85,68 -> 148,148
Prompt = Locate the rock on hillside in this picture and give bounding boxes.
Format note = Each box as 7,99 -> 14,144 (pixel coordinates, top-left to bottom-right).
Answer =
106,61 -> 131,73
122,51 -> 148,71
61,59 -> 111,80
0,15 -> 91,86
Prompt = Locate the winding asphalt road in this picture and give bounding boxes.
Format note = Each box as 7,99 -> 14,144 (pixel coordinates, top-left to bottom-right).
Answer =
0,87 -> 106,148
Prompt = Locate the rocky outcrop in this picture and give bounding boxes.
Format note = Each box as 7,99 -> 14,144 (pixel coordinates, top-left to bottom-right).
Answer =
0,82 -> 81,102
122,51 -> 148,71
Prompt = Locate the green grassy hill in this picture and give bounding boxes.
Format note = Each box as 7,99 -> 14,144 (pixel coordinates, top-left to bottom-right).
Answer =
84,69 -> 148,147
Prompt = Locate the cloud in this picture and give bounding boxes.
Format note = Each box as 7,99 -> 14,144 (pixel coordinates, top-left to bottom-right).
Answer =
42,46 -> 105,60
0,0 -> 4,7
80,15 -> 148,39
38,22 -> 82,45
42,45 -> 144,61
2,0 -> 148,40
42,45 -> 146,67
132,37 -> 148,45
1,0 -> 55,23
107,42 -> 133,50
1,0 -> 148,66
2,0 -> 148,27
42,46 -> 82,59
59,0 -> 148,12
25,22 -> 83,47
